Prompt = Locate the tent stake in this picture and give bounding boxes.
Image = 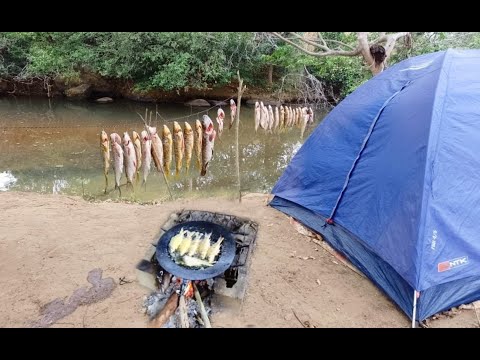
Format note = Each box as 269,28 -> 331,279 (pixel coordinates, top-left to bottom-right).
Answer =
412,290 -> 418,328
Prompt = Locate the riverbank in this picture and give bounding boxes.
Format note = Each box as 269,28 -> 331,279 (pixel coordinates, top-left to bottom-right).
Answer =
0,191 -> 476,328
0,76 -> 304,105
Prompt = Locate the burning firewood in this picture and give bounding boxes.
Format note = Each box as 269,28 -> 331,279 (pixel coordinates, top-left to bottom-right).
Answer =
193,283 -> 212,328
148,292 -> 179,328
179,295 -> 189,328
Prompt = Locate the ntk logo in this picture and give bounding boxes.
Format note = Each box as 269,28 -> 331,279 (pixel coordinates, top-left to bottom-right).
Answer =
437,256 -> 469,272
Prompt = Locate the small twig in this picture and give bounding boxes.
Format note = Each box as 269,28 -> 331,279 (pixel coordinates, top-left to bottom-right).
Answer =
119,276 -> 133,285
292,309 -> 307,328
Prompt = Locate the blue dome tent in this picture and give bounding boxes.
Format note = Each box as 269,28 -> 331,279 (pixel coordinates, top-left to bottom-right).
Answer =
269,49 -> 480,326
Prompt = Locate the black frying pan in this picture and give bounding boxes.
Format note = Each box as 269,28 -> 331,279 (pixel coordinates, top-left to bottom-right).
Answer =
156,221 -> 236,280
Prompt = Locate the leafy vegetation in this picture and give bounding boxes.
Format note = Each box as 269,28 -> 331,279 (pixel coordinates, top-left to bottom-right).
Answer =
1,32 -> 478,101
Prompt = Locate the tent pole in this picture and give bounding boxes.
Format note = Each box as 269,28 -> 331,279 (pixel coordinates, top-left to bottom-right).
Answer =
411,290 -> 418,328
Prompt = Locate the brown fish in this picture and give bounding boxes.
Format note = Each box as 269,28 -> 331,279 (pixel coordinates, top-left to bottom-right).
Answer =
123,132 -> 137,190
147,126 -> 163,174
268,105 -> 274,131
100,130 -> 110,194
274,106 -> 280,131
172,121 -> 184,177
110,132 -> 123,196
194,119 -> 203,171
184,122 -> 194,173
162,125 -> 173,177
132,131 -> 142,177
140,130 -> 152,187
200,115 -> 216,177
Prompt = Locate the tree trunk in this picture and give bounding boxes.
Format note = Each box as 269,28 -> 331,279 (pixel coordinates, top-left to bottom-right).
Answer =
267,65 -> 273,86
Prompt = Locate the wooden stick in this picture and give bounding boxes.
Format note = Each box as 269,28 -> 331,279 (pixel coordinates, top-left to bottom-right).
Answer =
235,70 -> 247,204
149,292 -> 179,328
179,295 -> 190,328
193,283 -> 212,328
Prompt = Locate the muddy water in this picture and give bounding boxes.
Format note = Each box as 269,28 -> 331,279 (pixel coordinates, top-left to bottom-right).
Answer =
0,97 -> 325,202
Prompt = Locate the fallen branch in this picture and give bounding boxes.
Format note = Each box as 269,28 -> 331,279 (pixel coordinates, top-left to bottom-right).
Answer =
292,309 -> 307,328
149,292 -> 179,328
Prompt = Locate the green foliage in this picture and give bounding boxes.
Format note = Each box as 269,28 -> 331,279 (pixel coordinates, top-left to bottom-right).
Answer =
1,32 -> 479,100
0,32 -> 267,91
265,33 -> 370,98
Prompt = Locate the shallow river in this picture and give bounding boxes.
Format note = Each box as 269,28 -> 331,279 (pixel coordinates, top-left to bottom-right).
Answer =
0,97 -> 325,202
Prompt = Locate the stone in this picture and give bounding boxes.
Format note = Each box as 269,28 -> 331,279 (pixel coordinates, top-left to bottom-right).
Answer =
95,97 -> 113,103
136,259 -> 158,291
65,84 -> 91,99
185,99 -> 211,107
208,100 -> 228,106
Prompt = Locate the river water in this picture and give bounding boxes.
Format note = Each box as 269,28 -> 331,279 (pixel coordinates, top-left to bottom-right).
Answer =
0,97 -> 325,202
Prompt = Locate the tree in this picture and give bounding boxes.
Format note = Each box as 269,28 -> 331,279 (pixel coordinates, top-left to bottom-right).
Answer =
271,32 -> 411,75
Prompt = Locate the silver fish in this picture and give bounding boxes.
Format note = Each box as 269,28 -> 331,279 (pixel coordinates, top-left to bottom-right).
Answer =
100,130 -> 110,194
200,115 -> 216,176
229,99 -> 237,129
268,105 -> 274,131
123,132 -> 137,189
216,108 -> 225,135
110,132 -> 123,195
254,101 -> 261,132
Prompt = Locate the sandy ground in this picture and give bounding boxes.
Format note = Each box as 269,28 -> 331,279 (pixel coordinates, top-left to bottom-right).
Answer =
0,191 -> 477,328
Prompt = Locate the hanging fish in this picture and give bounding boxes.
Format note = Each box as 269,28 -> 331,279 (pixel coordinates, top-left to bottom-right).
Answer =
140,130 -> 152,188
216,108 -> 225,135
172,121 -> 184,177
194,119 -> 203,171
229,99 -> 237,129
100,130 -> 110,194
184,122 -> 194,173
110,132 -> 123,197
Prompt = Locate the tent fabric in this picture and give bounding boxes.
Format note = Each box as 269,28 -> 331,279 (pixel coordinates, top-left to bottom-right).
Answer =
269,49 -> 480,321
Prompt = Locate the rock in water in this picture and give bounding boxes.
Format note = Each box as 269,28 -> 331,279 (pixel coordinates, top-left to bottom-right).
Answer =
185,99 -> 211,107
95,97 -> 114,103
64,84 -> 91,99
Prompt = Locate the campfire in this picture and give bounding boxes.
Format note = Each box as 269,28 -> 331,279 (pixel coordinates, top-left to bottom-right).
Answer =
138,210 -> 258,328
144,276 -> 212,328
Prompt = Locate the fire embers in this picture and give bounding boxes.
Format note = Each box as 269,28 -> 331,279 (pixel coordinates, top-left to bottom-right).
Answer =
144,275 -> 214,328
